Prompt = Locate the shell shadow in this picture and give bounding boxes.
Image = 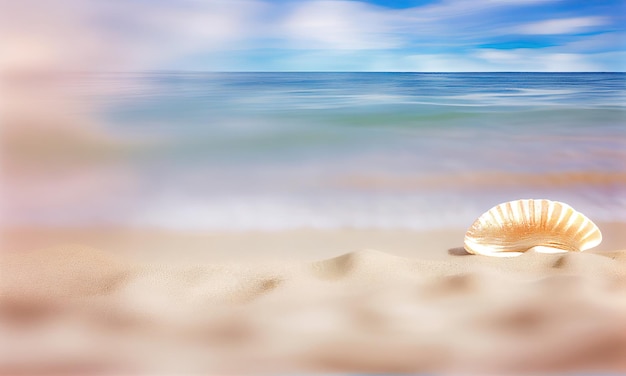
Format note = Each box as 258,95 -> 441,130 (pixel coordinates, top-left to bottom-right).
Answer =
448,246 -> 472,256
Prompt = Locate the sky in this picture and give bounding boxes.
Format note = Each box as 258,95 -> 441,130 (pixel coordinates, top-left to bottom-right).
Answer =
2,0 -> 625,72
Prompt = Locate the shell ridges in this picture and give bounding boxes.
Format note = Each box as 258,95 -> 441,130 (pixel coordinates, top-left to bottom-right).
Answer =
464,199 -> 602,257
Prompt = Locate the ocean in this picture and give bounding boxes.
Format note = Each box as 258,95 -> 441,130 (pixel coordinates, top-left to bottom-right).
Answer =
15,72 -> 626,230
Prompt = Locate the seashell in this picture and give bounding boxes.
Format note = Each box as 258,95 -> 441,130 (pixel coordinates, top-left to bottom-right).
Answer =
464,199 -> 602,257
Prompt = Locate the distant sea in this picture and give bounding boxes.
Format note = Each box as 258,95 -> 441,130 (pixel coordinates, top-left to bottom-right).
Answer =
43,73 -> 626,229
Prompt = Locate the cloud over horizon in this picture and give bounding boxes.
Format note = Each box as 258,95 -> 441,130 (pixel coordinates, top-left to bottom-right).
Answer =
2,0 -> 625,72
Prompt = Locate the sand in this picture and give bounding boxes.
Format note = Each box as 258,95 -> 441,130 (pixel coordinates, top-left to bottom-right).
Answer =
1,224 -> 626,374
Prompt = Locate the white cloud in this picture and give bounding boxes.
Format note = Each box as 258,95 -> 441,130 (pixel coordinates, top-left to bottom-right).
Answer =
2,0 -> 622,72
473,49 -> 601,71
279,1 -> 400,50
402,54 -> 487,72
515,16 -> 609,35
370,49 -> 606,72
557,32 -> 626,54
383,0 -> 564,48
475,50 -> 519,62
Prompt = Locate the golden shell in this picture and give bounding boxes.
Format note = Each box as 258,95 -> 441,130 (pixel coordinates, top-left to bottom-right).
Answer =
464,199 -> 602,257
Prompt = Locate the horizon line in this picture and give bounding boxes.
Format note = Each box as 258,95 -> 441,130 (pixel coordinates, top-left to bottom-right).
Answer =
17,70 -> 624,74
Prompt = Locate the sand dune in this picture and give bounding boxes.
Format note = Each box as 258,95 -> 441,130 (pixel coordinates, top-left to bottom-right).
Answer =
1,230 -> 626,374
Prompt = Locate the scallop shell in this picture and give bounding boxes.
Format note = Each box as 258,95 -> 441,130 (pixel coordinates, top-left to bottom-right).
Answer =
464,199 -> 602,257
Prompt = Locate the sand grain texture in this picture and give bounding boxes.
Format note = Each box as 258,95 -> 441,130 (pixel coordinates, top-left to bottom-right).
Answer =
1,228 -> 626,374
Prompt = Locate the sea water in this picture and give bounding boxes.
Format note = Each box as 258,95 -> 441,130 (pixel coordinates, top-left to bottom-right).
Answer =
15,72 -> 626,230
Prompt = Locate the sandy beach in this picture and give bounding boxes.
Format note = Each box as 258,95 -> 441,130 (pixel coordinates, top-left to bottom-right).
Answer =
2,224 -> 626,374
3,70 -> 624,375
4,0 -> 626,373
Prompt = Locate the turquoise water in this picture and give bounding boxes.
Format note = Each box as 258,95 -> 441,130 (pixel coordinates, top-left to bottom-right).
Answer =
23,73 -> 626,229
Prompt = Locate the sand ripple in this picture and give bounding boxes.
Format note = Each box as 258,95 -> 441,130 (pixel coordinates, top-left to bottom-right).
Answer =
1,244 -> 626,374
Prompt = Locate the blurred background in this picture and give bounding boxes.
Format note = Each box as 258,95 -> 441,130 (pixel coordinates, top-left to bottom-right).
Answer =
2,3 -> 625,374
2,0 -> 625,232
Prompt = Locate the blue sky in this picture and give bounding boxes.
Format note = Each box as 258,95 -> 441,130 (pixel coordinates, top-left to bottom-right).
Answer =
156,0 -> 626,71
4,0 -> 626,71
